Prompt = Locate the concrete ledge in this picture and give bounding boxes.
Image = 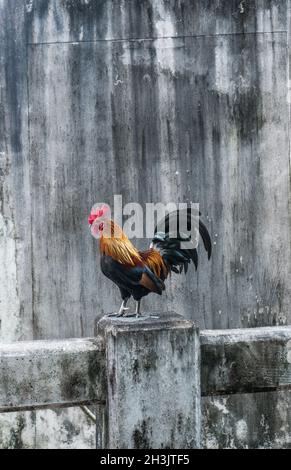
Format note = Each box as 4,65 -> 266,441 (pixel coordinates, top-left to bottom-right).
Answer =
0,337 -> 106,412
97,311 -> 195,334
0,323 -> 291,425
201,326 -> 291,396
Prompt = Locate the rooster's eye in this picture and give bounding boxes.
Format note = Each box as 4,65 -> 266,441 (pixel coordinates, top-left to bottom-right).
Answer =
99,222 -> 104,231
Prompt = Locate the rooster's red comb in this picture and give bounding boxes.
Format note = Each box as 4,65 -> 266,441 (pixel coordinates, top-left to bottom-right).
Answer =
88,203 -> 110,225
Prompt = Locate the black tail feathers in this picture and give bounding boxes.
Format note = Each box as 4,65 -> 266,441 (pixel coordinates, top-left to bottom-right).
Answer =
152,208 -> 211,273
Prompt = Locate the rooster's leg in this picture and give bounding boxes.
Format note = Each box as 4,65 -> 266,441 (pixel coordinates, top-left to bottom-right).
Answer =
108,298 -> 130,317
117,299 -> 130,316
135,300 -> 141,317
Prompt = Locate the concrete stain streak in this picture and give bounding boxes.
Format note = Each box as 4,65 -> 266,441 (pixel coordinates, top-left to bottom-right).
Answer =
0,214 -> 21,342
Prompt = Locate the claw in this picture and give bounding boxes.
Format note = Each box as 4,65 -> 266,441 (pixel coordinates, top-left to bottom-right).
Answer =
117,307 -> 130,317
108,299 -> 131,317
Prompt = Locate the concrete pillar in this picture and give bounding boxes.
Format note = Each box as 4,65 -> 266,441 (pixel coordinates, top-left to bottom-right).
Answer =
97,312 -> 200,449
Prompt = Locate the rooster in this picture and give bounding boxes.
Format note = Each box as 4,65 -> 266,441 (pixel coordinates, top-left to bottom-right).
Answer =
88,204 -> 211,317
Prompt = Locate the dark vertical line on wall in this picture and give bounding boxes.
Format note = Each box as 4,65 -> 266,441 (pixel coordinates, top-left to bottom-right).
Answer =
26,44 -> 36,339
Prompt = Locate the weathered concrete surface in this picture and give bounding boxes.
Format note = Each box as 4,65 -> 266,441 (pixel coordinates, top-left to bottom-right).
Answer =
0,1 -> 32,343
26,0 -> 287,44
0,337 -> 105,412
97,313 -> 200,449
26,4 -> 291,335
1,326 -> 291,448
201,326 -> 291,396
0,408 -> 96,449
203,391 -> 291,449
0,0 -> 291,449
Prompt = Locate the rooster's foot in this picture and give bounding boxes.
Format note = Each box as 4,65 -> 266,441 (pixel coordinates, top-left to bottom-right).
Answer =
107,299 -> 131,317
118,308 -> 130,317
123,312 -> 140,318
108,309 -> 130,318
108,308 -> 130,318
107,311 -> 142,318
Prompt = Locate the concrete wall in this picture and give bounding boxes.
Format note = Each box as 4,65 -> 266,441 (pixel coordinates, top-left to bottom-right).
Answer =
0,0 -> 290,448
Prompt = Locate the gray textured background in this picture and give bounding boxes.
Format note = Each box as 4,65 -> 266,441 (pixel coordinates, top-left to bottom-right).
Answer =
0,0 -> 291,448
